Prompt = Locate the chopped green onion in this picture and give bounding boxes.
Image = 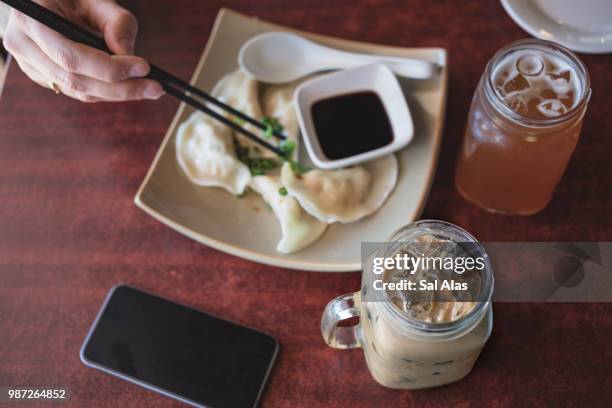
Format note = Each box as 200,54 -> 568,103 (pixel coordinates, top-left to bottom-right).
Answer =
278,187 -> 288,196
249,158 -> 280,176
233,133 -> 289,176
261,116 -> 284,140
263,127 -> 273,139
288,159 -> 311,175
279,139 -> 296,158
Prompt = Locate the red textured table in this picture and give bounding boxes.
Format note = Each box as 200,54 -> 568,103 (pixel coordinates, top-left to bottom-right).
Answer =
1,1 -> 611,407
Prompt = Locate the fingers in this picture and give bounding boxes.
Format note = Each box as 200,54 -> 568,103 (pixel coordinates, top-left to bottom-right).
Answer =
84,0 -> 138,55
4,20 -> 163,102
15,59 -> 51,91
4,5 -> 165,103
12,8 -> 150,83
17,57 -> 102,103
26,36 -> 162,102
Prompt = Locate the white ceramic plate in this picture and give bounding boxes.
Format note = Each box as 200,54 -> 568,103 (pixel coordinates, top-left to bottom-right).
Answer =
501,0 -> 612,54
135,9 -> 448,272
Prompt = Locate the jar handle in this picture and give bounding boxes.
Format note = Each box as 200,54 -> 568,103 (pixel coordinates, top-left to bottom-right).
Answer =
320,292 -> 362,349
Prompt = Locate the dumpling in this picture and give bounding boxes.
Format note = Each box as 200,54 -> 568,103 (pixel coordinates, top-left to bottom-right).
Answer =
212,69 -> 262,131
261,76 -> 322,160
212,69 -> 275,158
261,80 -> 302,157
176,111 -> 251,195
280,155 -> 398,223
249,175 -> 327,254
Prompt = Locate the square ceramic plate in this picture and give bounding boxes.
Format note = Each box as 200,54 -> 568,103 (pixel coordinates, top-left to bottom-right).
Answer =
135,8 -> 448,272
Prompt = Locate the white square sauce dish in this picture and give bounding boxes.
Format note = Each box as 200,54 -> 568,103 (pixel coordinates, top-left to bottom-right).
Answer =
294,63 -> 414,170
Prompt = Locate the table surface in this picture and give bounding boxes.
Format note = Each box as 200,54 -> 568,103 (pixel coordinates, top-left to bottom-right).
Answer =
1,1 -> 611,407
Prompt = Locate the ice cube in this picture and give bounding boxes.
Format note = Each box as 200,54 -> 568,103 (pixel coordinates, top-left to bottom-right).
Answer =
391,267 -> 410,281
506,95 -> 528,115
546,71 -> 572,94
503,73 -> 530,95
495,71 -> 509,88
537,99 -> 567,118
411,235 -> 439,257
516,54 -> 544,77
557,70 -> 571,81
559,92 -> 575,109
539,89 -> 557,100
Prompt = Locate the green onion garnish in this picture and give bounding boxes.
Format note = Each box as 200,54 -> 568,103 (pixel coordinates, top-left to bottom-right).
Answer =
261,116 -> 284,140
288,159 -> 311,175
279,139 -> 296,158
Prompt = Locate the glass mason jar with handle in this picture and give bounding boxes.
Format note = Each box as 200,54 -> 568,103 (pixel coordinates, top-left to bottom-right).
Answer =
321,220 -> 494,390
455,39 -> 591,215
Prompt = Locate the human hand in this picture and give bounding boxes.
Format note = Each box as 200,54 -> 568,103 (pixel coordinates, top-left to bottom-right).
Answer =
2,0 -> 163,102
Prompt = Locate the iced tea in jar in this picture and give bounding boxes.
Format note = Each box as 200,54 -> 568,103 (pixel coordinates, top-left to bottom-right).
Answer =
455,39 -> 591,215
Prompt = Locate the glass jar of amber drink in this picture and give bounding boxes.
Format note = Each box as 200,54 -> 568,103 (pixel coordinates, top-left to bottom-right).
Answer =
455,39 -> 591,215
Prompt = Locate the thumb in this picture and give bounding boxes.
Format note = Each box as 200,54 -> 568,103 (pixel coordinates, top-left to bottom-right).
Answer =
86,0 -> 138,55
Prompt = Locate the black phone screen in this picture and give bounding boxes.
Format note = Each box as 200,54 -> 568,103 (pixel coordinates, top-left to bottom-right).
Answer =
80,285 -> 278,408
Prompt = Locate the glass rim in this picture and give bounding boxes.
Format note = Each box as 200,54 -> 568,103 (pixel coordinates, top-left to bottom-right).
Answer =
372,220 -> 494,338
484,38 -> 591,128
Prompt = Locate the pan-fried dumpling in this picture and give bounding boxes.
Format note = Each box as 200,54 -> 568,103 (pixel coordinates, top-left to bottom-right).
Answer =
250,175 -> 327,254
176,111 -> 251,195
212,69 -> 276,158
280,155 -> 398,223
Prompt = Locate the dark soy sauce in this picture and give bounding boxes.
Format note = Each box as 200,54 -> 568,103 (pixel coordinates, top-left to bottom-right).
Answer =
311,91 -> 394,160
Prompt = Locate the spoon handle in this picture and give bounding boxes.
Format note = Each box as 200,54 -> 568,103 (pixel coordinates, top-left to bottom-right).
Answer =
318,48 -> 438,79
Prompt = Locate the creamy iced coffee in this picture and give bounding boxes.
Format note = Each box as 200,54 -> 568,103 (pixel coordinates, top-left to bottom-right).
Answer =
359,299 -> 491,389
321,220 -> 494,390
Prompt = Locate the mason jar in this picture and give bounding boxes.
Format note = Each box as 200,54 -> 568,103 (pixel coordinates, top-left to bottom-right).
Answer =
321,220 -> 494,389
455,39 -> 591,215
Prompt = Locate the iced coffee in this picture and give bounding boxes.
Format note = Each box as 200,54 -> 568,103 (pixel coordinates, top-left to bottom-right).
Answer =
321,221 -> 494,390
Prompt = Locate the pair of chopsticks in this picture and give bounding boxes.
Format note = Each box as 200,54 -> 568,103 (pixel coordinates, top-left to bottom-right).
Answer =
1,0 -> 289,158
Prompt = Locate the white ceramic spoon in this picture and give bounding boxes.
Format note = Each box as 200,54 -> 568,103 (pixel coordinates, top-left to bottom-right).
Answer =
239,32 -> 439,83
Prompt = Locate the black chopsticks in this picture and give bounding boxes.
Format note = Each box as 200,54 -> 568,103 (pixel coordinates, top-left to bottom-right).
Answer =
1,0 -> 289,158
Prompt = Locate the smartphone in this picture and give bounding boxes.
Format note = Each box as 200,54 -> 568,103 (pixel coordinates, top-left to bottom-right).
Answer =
80,285 -> 279,408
